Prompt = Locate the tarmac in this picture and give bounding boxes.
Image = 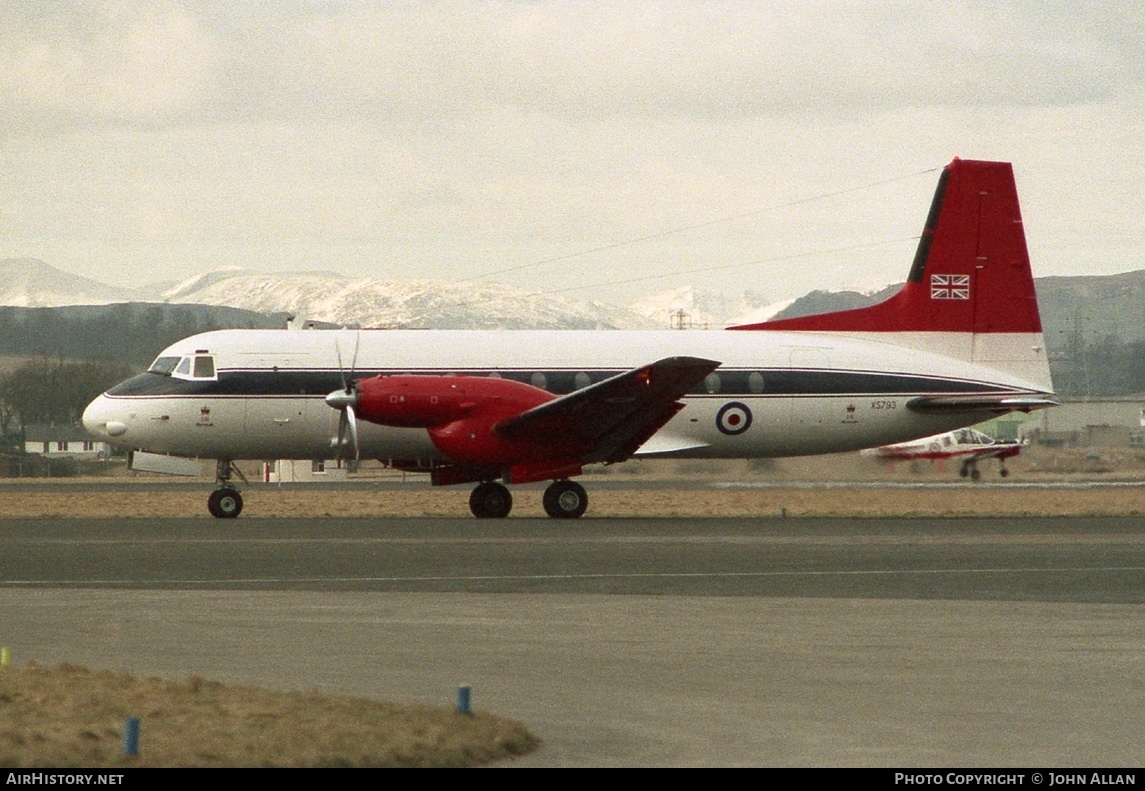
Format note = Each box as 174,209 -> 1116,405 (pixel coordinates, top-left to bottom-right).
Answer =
1,515 -> 1142,766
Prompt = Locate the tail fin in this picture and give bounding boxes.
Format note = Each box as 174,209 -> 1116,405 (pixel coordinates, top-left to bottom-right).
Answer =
730,158 -> 1052,390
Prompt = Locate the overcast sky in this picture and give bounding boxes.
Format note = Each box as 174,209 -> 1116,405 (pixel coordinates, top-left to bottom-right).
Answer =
0,1 -> 1140,307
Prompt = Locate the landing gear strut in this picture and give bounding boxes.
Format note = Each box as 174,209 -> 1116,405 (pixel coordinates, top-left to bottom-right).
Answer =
208,460 -> 246,519
543,480 -> 588,519
470,482 -> 512,519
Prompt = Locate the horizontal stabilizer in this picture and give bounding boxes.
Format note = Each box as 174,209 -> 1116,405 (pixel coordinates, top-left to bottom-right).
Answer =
633,434 -> 712,457
907,395 -> 1058,415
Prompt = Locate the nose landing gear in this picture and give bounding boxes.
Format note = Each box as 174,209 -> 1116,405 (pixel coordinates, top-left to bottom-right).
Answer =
208,460 -> 247,519
208,488 -> 243,518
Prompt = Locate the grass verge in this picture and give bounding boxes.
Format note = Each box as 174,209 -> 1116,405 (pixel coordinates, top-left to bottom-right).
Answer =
0,663 -> 539,767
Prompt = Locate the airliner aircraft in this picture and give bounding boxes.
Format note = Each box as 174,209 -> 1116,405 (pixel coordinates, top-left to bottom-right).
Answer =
83,158 -> 1056,519
862,427 -> 1024,480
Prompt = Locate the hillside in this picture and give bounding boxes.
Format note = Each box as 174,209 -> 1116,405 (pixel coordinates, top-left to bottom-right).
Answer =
0,303 -> 285,368
768,271 -> 1145,352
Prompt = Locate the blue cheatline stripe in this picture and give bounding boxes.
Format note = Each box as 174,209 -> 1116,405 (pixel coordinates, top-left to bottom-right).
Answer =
107,367 -> 1016,399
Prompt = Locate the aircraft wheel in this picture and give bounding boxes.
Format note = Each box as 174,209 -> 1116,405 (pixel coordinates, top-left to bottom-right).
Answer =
470,482 -> 512,519
959,464 -> 970,478
543,480 -> 588,519
999,467 -> 1010,478
208,488 -> 243,519
970,467 -> 981,481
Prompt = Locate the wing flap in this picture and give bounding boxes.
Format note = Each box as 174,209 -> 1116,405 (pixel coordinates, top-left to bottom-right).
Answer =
493,356 -> 720,464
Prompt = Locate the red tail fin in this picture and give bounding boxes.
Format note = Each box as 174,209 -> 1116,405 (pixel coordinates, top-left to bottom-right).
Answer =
730,158 -> 1042,334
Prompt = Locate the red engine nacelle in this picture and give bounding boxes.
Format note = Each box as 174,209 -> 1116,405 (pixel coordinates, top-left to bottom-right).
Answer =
355,374 -> 518,428
355,375 -> 584,471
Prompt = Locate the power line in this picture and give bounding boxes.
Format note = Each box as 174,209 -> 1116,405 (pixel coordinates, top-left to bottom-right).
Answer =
465,167 -> 939,284
534,235 -> 921,297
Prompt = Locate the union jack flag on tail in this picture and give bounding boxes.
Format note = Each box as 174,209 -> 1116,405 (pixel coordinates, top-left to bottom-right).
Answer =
931,273 -> 970,300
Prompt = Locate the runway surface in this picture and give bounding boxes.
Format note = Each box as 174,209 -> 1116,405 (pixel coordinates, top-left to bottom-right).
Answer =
1,516 -> 1142,766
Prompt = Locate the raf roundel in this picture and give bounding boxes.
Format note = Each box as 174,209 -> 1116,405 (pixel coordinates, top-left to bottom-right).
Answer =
716,402 -> 753,436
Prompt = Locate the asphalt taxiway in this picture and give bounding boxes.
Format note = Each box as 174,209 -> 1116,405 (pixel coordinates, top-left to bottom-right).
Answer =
1,516 -> 1142,766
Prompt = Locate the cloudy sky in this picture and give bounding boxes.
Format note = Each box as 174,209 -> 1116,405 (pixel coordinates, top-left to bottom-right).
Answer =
0,1 -> 1140,307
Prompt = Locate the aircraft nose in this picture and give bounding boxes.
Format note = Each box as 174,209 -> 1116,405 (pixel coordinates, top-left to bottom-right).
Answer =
82,395 -> 128,440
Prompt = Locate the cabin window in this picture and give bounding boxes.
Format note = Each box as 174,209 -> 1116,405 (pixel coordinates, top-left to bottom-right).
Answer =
748,372 -> 765,394
175,358 -> 192,376
531,372 -> 547,390
704,373 -> 722,394
574,372 -> 591,390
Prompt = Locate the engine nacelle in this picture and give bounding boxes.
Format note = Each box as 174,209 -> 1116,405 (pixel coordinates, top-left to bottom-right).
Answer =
355,374 -> 553,428
353,374 -> 588,471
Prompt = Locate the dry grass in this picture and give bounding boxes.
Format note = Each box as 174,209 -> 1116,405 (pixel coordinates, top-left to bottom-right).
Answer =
0,663 -> 539,768
0,483 -> 1140,519
1,447 -> 1142,519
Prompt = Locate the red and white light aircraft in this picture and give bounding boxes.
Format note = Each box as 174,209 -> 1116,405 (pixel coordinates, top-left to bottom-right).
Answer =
862,427 -> 1024,480
83,158 -> 1056,519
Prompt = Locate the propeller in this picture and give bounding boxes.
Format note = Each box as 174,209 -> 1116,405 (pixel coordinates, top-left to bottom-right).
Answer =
326,332 -> 361,464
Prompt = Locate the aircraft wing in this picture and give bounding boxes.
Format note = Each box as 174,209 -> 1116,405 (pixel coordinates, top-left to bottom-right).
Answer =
493,356 -> 720,464
962,443 -> 1022,463
907,395 -> 1058,415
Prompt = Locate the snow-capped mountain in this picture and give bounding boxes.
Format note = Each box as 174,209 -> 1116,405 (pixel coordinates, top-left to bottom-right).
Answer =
629,284 -> 789,328
0,259 -> 133,307
162,268 -> 656,330
0,258 -> 841,330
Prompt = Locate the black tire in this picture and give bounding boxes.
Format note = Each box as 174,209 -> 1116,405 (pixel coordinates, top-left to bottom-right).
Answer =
208,488 -> 243,519
543,480 -> 588,519
970,467 -> 981,481
999,467 -> 1010,478
469,482 -> 512,519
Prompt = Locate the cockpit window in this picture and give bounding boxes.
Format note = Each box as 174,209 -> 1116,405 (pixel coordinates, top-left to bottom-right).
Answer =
193,356 -> 215,379
149,356 -> 180,376
165,355 -> 218,381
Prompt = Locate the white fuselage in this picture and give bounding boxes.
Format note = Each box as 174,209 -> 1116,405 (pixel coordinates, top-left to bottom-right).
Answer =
83,328 -> 1049,465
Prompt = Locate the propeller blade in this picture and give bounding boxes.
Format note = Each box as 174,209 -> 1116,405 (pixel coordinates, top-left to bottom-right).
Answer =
329,332 -> 362,465
326,384 -> 360,463
346,404 -> 359,461
335,409 -> 347,463
335,340 -> 347,393
349,331 -> 360,387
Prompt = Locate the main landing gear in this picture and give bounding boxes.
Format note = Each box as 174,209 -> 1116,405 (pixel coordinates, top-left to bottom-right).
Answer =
467,479 -> 589,519
208,460 -> 246,519
959,462 -> 982,481
543,480 -> 588,519
958,460 -> 1010,481
470,482 -> 512,519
